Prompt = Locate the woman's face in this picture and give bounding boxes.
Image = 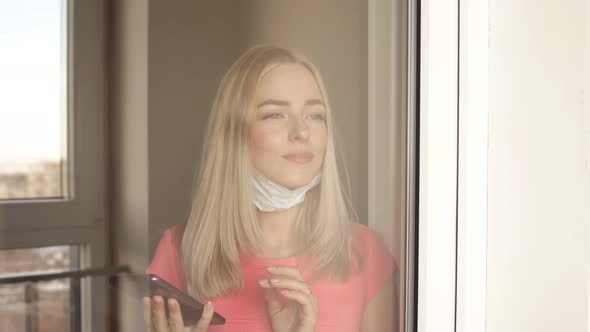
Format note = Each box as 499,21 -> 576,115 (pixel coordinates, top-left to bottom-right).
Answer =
248,63 -> 328,190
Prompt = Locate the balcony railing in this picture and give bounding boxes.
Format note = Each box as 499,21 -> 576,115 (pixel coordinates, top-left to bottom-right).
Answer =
0,265 -> 130,332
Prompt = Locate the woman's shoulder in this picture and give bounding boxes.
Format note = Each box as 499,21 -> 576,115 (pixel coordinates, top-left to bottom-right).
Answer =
350,222 -> 383,243
150,223 -> 185,259
147,223 -> 186,290
350,222 -> 395,266
349,222 -> 397,306
350,221 -> 371,234
164,223 -> 184,236
157,223 -> 185,246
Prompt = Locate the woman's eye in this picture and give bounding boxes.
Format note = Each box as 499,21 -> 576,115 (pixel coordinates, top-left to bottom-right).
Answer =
263,112 -> 285,120
308,113 -> 325,121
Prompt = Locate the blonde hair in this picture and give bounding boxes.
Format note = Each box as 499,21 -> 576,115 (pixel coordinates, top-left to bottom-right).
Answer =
181,45 -> 360,299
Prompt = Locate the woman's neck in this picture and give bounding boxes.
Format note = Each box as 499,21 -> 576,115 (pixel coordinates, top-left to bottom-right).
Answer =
255,205 -> 300,258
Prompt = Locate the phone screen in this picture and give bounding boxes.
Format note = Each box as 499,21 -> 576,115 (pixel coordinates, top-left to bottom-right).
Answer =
110,273 -> 225,326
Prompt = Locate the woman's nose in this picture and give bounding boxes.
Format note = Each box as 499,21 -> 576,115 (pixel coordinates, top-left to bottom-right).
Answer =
288,117 -> 310,141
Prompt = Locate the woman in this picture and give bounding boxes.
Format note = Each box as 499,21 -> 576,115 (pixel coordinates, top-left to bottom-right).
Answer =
144,45 -> 397,332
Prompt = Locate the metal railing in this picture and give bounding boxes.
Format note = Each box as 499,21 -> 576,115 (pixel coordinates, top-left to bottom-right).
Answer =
0,265 -> 130,332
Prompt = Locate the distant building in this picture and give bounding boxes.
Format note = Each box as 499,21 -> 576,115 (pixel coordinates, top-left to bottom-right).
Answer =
0,160 -> 62,200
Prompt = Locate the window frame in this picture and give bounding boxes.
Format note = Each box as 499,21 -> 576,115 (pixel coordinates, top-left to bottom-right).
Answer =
456,0 -> 489,331
0,0 -> 108,331
416,0 -> 459,331
416,0 -> 490,331
367,0 -> 415,331
0,0 -> 106,231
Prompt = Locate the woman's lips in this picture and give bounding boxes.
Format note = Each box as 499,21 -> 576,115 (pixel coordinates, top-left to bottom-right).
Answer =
282,152 -> 314,164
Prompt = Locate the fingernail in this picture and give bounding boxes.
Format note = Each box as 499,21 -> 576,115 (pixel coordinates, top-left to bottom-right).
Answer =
168,298 -> 175,308
270,278 -> 280,284
266,266 -> 276,271
258,279 -> 268,286
205,301 -> 212,310
154,296 -> 162,304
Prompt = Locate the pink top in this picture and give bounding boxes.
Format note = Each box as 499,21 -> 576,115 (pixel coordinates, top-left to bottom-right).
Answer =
146,223 -> 396,332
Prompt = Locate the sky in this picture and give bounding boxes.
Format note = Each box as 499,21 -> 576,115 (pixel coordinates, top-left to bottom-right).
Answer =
0,0 -> 64,165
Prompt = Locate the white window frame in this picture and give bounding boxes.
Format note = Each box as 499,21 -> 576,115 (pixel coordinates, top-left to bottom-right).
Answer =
456,0 -> 489,331
0,0 -> 108,331
417,0 -> 489,331
416,0 -> 459,331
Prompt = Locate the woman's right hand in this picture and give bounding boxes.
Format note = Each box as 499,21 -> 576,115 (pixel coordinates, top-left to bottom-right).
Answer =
143,296 -> 214,332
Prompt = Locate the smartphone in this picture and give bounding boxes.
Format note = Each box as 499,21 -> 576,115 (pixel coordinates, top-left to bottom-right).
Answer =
110,273 -> 225,326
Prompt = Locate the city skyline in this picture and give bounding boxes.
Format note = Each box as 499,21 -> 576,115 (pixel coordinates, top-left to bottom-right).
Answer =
0,160 -> 62,200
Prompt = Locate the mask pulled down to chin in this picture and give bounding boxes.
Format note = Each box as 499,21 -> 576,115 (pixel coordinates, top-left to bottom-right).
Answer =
251,172 -> 321,212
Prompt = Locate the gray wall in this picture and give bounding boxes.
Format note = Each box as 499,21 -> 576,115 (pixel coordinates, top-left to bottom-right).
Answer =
147,0 -> 243,250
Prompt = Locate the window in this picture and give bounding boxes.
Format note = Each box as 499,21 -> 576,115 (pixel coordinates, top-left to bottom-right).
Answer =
0,246 -> 79,332
0,0 -> 107,331
0,0 -> 68,201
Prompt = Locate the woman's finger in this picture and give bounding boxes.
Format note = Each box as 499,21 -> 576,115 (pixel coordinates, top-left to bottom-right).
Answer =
264,277 -> 312,295
266,266 -> 304,281
166,298 -> 184,331
143,297 -> 153,332
259,282 -> 283,316
191,301 -> 214,332
280,289 -> 318,319
151,296 -> 169,332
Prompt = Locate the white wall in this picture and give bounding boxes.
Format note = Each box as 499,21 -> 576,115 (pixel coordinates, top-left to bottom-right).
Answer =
487,0 -> 590,331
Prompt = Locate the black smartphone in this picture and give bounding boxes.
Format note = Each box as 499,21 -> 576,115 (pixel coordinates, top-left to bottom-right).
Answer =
110,273 -> 225,326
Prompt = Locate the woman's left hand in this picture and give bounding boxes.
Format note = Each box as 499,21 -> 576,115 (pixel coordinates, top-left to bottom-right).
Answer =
258,265 -> 318,332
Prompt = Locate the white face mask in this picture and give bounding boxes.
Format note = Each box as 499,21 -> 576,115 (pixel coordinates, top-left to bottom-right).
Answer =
251,172 -> 321,212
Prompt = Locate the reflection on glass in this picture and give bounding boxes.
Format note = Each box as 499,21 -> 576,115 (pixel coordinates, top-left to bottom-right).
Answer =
0,0 -> 67,200
0,245 -> 77,332
145,46 -> 398,331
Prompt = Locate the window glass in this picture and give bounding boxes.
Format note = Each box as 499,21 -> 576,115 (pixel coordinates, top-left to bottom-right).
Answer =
0,0 -> 67,200
0,245 -> 77,332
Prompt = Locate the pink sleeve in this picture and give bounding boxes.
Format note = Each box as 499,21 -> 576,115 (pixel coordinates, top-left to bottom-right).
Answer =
360,226 -> 397,306
146,225 -> 186,291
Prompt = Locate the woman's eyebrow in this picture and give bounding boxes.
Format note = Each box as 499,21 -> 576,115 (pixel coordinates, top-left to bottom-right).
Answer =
256,98 -> 325,108
304,99 -> 325,107
257,99 -> 289,108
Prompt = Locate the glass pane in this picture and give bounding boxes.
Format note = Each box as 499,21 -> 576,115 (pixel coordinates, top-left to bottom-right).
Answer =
0,0 -> 67,200
0,245 -> 78,332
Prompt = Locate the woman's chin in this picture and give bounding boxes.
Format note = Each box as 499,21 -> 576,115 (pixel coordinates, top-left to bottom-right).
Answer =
276,176 -> 317,190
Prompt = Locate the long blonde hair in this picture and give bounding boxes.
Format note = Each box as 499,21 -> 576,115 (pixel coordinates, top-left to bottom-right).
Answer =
181,45 -> 360,299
